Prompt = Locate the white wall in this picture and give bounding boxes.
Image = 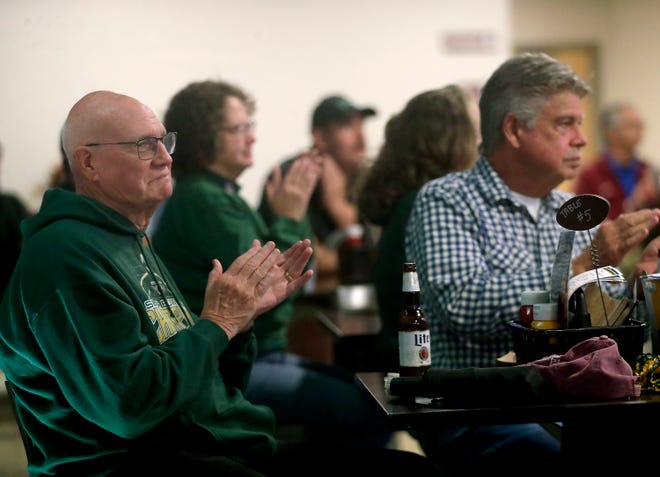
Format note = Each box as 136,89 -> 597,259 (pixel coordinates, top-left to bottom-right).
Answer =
513,0 -> 660,167
0,0 -> 510,212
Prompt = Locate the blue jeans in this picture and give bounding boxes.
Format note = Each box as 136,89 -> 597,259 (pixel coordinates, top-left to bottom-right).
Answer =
411,423 -> 562,476
245,351 -> 392,447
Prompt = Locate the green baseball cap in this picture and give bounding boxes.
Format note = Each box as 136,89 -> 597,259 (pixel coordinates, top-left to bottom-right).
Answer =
311,95 -> 376,129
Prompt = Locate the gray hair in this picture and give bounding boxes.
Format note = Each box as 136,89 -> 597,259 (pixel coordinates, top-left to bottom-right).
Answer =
599,101 -> 635,134
479,52 -> 591,155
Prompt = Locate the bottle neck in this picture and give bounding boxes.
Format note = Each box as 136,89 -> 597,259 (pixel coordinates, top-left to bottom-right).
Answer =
402,271 -> 419,290
402,271 -> 421,307
402,290 -> 421,307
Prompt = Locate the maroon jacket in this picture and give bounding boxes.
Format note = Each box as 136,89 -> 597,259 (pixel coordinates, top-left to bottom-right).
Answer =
574,153 -> 652,219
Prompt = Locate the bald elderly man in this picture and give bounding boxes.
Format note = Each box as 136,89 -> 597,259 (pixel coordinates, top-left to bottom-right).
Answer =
0,90 -> 315,475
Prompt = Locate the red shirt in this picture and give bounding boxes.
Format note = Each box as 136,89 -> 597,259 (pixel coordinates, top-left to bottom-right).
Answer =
574,153 -> 652,219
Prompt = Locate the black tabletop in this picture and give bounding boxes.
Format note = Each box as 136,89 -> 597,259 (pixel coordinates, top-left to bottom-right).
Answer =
357,372 -> 660,429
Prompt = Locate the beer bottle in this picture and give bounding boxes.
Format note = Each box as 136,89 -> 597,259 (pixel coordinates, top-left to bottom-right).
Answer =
397,262 -> 431,376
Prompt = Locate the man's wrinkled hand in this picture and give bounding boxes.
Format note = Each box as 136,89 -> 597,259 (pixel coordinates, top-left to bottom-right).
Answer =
199,239 -> 314,339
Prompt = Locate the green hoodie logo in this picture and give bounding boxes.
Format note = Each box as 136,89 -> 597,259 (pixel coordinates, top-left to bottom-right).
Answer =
140,271 -> 194,343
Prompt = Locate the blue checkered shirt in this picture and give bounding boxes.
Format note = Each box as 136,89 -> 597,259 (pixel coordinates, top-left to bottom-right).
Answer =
406,156 -> 620,368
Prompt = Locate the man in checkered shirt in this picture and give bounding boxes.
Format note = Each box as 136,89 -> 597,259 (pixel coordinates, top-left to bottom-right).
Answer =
405,52 -> 660,476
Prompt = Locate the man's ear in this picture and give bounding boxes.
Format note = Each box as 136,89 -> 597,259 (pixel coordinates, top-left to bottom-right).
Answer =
311,128 -> 326,151
74,147 -> 99,181
502,112 -> 522,149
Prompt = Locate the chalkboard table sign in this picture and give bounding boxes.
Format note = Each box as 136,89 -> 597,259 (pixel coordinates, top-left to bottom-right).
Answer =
556,194 -> 610,231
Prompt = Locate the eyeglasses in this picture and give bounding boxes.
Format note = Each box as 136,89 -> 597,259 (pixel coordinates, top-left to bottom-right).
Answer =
219,121 -> 256,135
85,132 -> 177,161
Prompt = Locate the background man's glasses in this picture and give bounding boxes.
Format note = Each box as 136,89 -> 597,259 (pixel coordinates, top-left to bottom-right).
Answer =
220,121 -> 256,135
85,132 -> 177,160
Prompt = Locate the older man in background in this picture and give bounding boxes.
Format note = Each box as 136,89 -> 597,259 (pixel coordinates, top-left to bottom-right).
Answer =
575,101 -> 660,219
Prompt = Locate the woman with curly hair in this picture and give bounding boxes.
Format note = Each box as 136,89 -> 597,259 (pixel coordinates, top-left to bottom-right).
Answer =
357,84 -> 479,367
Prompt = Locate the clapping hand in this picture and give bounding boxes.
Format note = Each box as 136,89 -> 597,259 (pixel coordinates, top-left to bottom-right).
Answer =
265,150 -> 323,221
625,167 -> 660,212
200,239 -> 313,339
319,155 -> 359,228
573,208 -> 660,276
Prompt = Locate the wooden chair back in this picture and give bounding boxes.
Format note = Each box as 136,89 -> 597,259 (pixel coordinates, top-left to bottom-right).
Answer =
4,380 -> 36,464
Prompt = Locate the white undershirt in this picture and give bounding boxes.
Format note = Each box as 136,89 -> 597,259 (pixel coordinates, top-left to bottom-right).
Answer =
510,190 -> 541,220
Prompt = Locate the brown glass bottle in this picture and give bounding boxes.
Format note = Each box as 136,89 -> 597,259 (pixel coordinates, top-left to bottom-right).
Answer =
397,262 -> 431,376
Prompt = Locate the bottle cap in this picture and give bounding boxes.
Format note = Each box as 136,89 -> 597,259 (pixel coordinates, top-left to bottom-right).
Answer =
344,224 -> 364,239
520,290 -> 550,306
532,303 -> 558,321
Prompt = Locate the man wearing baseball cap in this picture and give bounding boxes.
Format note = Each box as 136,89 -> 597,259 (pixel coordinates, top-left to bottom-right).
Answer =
311,95 -> 376,129
259,94 -> 377,294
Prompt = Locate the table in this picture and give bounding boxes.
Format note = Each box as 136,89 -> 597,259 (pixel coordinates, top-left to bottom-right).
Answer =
286,292 -> 382,369
357,372 -> 660,463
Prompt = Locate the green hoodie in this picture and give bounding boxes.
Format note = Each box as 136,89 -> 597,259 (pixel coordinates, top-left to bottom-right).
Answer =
152,170 -> 313,354
0,188 -> 275,476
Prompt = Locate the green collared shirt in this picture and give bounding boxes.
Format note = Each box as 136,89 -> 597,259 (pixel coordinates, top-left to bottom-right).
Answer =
152,169 -> 313,354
